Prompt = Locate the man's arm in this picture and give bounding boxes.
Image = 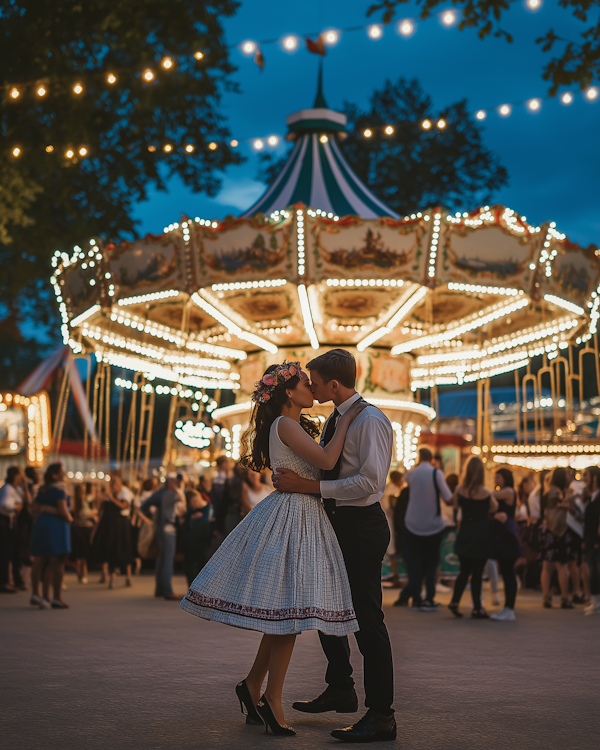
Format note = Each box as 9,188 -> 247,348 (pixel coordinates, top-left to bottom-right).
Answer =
272,470 -> 320,495
320,417 -> 392,502
437,469 -> 454,505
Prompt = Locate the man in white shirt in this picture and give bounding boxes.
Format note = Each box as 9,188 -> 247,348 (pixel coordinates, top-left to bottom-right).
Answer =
402,448 -> 453,611
0,466 -> 27,593
273,349 -> 396,744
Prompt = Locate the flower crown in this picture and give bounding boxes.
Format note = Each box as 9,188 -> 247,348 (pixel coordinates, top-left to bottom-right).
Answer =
252,360 -> 302,404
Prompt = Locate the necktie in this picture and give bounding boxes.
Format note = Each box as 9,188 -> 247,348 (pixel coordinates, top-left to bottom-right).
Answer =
322,408 -> 342,481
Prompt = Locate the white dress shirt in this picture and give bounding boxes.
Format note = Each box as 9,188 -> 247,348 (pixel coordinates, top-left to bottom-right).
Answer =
319,392 -> 394,507
0,483 -> 23,518
403,462 -> 452,536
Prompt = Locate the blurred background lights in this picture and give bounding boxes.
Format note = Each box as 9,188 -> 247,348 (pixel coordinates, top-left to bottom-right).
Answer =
230,139 -> 239,147
283,36 -> 297,50
242,41 -> 256,54
324,30 -> 338,44
185,144 -> 194,153
10,88 -> 19,98
585,87 -> 598,100
442,11 -> 456,25
527,98 -> 541,111
208,141 -> 218,150
194,51 -> 204,60
384,125 -> 394,135
368,25 -> 382,39
37,85 -> 46,96
476,109 -> 486,120
527,0 -> 541,8
267,135 -> 278,146
499,104 -> 511,116
437,118 -> 446,128
73,83 -> 83,94
78,147 -> 87,156
561,92 -> 573,104
161,57 -> 173,69
399,20 -> 413,35
363,128 -> 372,138
107,73 -> 117,84
143,69 -> 154,81
422,119 -> 432,129
254,139 -> 264,149
12,147 -> 21,157
320,134 -> 328,143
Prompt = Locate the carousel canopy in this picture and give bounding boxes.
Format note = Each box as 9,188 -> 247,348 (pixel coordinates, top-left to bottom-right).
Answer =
243,73 -> 399,220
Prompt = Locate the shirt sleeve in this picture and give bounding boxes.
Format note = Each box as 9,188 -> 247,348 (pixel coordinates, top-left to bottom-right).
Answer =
436,469 -> 453,502
320,416 -> 392,502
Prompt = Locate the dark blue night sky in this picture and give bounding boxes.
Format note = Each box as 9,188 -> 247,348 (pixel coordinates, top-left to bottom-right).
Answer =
134,0 -> 599,248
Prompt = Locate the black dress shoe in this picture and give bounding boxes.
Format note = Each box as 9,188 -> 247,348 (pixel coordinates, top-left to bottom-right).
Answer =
293,685 -> 358,714
331,709 -> 397,743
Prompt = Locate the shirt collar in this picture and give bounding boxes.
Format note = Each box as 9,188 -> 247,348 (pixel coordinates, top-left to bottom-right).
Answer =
336,392 -> 361,416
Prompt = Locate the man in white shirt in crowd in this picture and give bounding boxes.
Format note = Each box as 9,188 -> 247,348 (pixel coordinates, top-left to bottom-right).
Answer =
0,466 -> 29,593
402,448 -> 453,611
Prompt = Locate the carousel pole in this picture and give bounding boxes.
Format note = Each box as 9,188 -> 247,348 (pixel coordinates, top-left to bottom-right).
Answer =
104,364 -> 111,478
115,383 -> 125,472
51,353 -> 72,462
162,392 -> 178,471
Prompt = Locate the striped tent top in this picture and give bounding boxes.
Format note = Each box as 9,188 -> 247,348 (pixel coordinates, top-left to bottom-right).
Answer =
243,74 -> 399,220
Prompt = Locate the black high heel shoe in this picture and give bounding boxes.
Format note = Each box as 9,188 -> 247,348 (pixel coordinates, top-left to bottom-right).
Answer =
256,695 -> 296,736
235,680 -> 263,725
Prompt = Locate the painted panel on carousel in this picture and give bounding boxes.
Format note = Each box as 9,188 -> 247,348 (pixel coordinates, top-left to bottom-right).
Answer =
361,351 -> 411,396
309,215 -> 427,283
108,234 -> 183,295
541,240 -> 600,308
193,215 -> 294,286
438,223 -> 535,290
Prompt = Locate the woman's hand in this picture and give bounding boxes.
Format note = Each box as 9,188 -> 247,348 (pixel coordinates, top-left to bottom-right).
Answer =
494,511 -> 508,523
339,400 -> 368,427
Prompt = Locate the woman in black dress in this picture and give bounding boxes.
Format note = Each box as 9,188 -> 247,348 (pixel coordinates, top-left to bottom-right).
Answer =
449,457 -> 498,619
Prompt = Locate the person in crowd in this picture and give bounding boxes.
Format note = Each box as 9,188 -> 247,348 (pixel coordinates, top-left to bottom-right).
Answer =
489,468 -> 524,621
381,470 -> 403,588
131,476 -> 157,574
516,475 -> 535,524
18,467 -> 39,586
0,466 -> 28,593
448,457 -> 498,619
30,463 -> 72,609
140,474 -> 186,600
438,472 -> 460,590
211,456 -> 243,537
71,483 -> 98,584
402,447 -> 453,611
539,467 -> 577,609
521,470 -> 549,590
566,470 -> 589,605
242,468 -> 271,511
103,476 -> 134,589
392,480 -> 411,606
183,489 -> 213,585
582,466 -> 600,615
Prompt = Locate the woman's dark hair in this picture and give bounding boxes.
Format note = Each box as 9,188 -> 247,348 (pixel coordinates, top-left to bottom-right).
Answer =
463,457 -> 485,497
585,466 -> 600,494
6,466 -> 21,484
551,467 -> 568,492
495,467 -> 514,489
241,364 -> 319,471
43,462 -> 63,489
73,483 -> 86,520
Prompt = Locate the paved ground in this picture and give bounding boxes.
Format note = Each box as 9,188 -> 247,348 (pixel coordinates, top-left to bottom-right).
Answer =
2,572 -> 599,750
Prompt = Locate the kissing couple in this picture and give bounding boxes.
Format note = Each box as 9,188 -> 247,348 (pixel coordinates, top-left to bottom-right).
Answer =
181,349 -> 396,743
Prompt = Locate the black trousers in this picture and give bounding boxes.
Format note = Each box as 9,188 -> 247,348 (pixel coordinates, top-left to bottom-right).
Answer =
319,502 -> 394,714
451,556 -> 487,610
497,557 -> 518,609
0,515 -> 23,588
403,527 -> 444,604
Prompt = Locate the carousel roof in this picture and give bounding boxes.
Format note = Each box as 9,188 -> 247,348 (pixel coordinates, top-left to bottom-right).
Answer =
243,73 -> 399,220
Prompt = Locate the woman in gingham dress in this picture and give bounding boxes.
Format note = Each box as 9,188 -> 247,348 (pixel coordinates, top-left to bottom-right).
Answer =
181,361 -> 362,734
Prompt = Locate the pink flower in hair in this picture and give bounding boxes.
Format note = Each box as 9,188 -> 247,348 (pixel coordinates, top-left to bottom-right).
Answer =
288,365 -> 298,376
280,369 -> 290,381
262,374 -> 274,386
262,392 -> 270,402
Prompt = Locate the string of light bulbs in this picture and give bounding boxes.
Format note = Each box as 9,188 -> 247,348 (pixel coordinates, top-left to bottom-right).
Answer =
7,83 -> 597,162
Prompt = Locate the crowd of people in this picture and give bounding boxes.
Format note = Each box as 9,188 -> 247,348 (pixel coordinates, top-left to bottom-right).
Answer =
1,448 -> 600,618
383,448 -> 600,619
0,457 -> 273,608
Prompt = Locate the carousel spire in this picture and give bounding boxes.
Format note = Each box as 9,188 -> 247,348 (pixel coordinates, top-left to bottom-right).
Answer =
242,66 -> 399,220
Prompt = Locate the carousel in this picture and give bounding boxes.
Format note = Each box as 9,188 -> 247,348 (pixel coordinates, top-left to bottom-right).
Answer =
49,79 -> 600,477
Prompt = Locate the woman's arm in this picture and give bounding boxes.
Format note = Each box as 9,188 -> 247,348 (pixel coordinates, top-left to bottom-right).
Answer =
107,491 -> 129,510
451,487 -> 461,510
277,404 -> 367,471
56,499 -> 73,523
492,486 -> 516,505
489,495 -> 499,513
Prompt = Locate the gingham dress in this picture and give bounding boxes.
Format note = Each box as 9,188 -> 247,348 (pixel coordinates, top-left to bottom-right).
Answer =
181,417 -> 358,635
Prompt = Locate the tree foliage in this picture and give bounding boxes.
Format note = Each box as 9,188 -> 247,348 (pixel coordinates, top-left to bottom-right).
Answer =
0,0 -> 240,385
367,0 -> 600,94
258,77 -> 508,216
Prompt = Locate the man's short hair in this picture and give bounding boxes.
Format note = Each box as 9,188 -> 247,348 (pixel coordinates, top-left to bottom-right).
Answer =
306,349 -> 356,389
389,470 -> 403,484
6,466 -> 20,484
418,447 -> 433,463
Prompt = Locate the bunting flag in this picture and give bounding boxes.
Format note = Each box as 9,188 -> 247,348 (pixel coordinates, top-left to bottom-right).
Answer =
254,48 -> 265,71
306,35 -> 326,56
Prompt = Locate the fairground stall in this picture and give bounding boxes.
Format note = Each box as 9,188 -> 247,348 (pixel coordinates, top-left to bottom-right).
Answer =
50,83 -> 600,479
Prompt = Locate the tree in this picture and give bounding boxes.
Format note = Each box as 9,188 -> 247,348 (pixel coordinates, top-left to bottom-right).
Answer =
367,0 -> 600,94
258,77 -> 508,216
0,0 -> 241,386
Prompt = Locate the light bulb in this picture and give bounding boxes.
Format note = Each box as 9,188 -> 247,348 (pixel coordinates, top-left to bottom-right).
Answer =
163,144 -> 173,152
162,57 -> 173,69
37,86 -> 46,97
320,134 -> 328,143
422,119 -> 432,130
230,140 -> 239,147
368,25 -> 382,39
527,99 -> 540,111
45,145 -> 54,153
363,128 -> 372,138
442,11 -> 455,25
527,0 -> 541,8
185,144 -> 194,153
107,73 -> 117,84
561,92 -> 573,104
243,41 -> 256,54
143,69 -> 154,81
12,147 -> 21,157
437,118 -> 446,129
399,20 -> 413,35
267,135 -> 278,146
585,87 -> 598,100
284,36 -> 297,50
254,139 -> 264,150
148,145 -> 156,152
384,125 -> 394,135
499,104 -> 511,116
65,149 -> 74,158
78,147 -> 87,156
208,142 -> 218,151
325,30 -> 338,44
10,88 -> 19,99
73,83 -> 83,94
194,51 -> 204,60
475,109 -> 486,120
